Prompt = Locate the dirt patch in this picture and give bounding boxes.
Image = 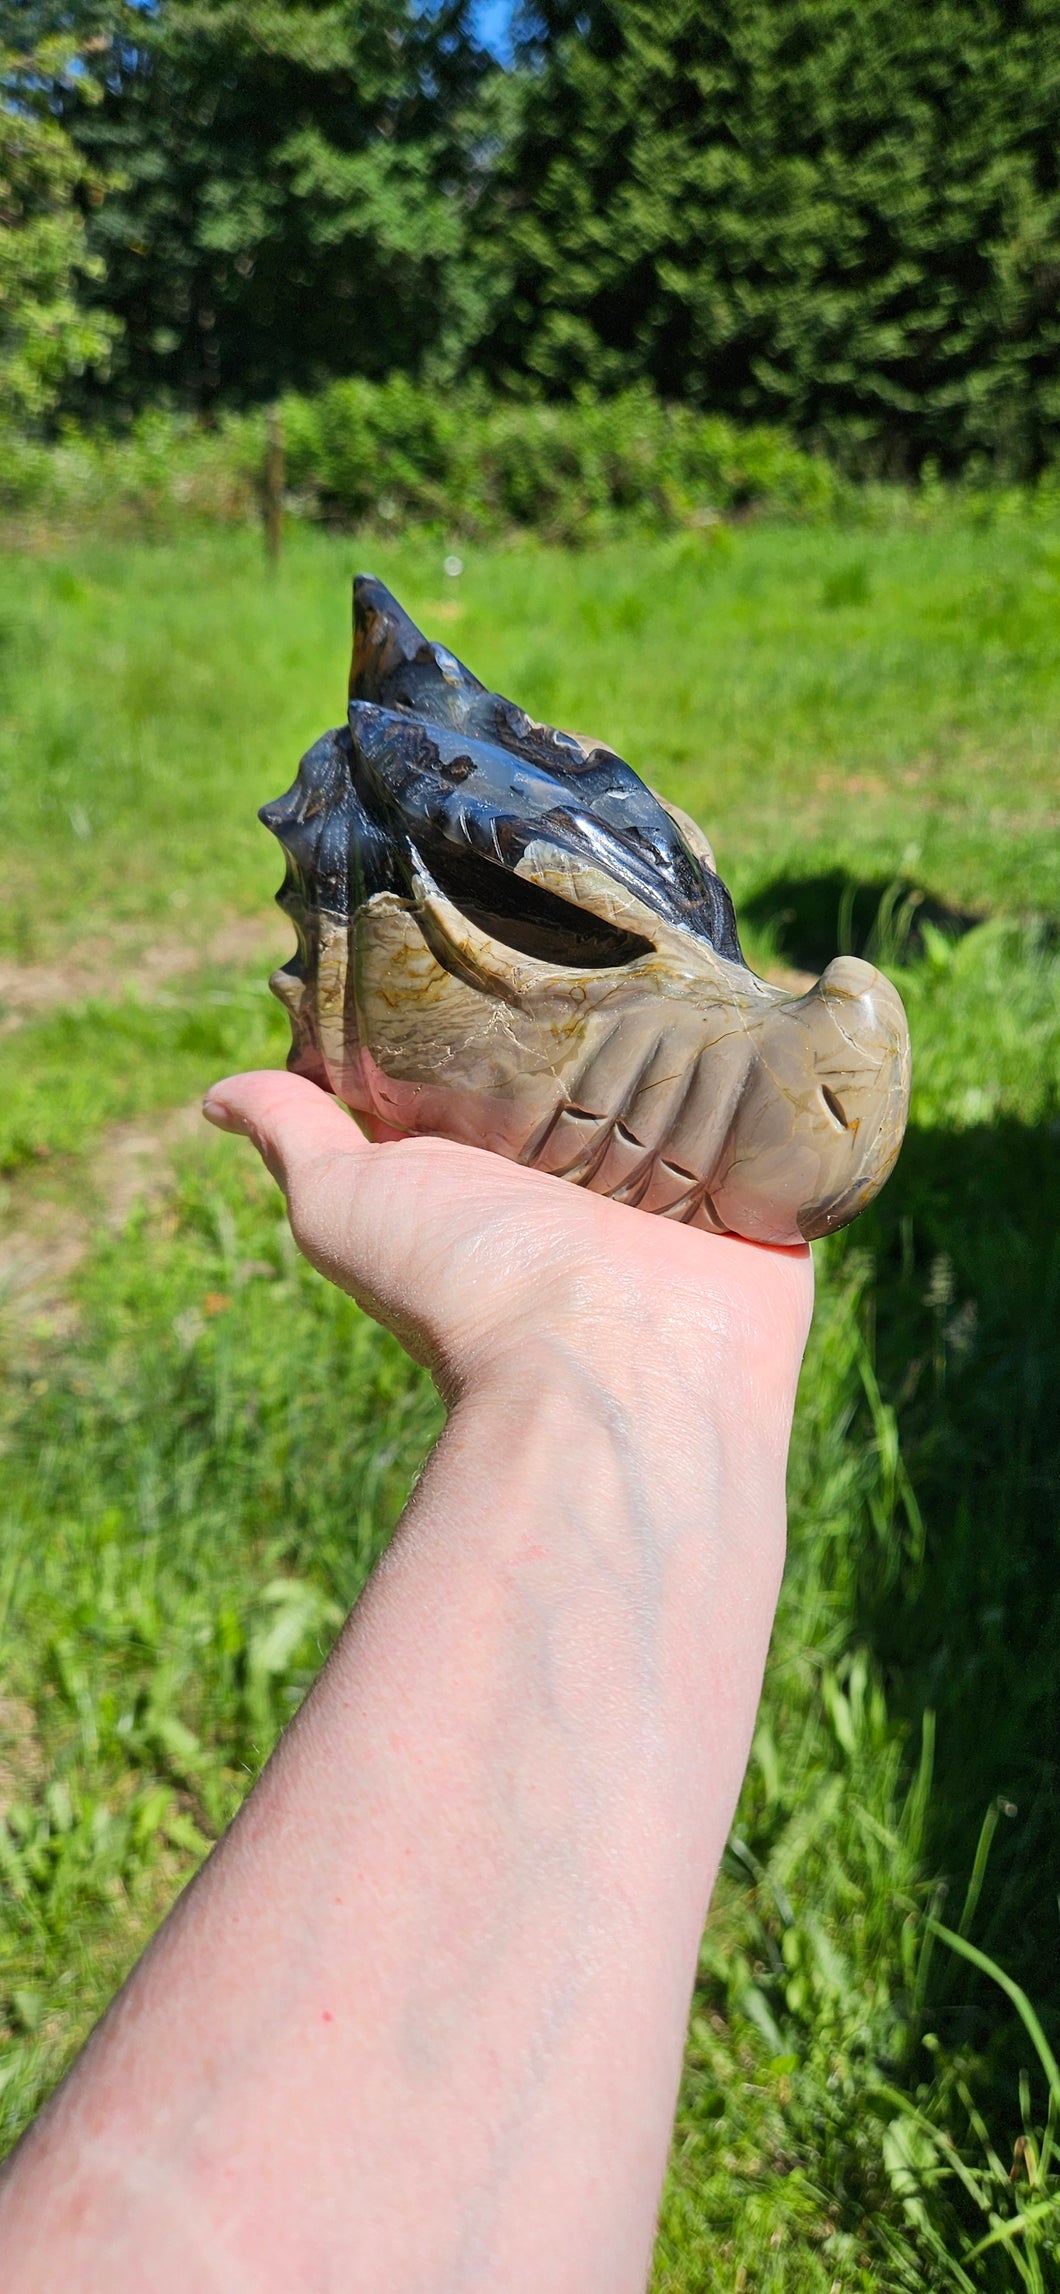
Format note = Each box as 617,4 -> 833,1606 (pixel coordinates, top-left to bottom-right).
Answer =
0,915 -> 816,1014
0,1694 -> 46,1822
0,910 -> 285,1323
0,911 -> 281,1030
0,1100 -> 206,1329
0,894 -> 815,1327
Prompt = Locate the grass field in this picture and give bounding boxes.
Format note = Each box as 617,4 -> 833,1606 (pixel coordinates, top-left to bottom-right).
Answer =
0,517 -> 1058,2288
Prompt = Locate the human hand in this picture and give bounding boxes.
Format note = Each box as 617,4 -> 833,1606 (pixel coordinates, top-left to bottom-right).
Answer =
0,1069 -> 814,2294
202,1069 -> 813,1422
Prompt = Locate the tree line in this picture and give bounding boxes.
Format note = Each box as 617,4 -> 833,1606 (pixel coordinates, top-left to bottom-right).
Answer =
4,0 -> 1060,474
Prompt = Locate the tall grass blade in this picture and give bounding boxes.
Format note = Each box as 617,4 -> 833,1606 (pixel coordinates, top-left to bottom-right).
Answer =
927,1920 -> 1060,2106
958,1797 -> 1005,1939
964,2197 -> 1060,2263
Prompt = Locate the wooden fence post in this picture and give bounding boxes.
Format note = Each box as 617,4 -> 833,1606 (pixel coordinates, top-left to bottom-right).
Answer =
264,403 -> 284,568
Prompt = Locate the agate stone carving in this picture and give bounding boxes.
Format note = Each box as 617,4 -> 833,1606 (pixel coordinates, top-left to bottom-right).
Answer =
262,576 -> 910,1245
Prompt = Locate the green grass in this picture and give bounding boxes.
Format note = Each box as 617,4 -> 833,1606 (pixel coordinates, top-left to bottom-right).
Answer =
0,522 -> 1058,2288
3,517 -> 1060,965
0,981 -> 286,1174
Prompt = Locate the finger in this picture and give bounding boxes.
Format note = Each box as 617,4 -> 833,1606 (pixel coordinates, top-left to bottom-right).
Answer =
202,1069 -> 410,1333
202,1069 -> 368,1193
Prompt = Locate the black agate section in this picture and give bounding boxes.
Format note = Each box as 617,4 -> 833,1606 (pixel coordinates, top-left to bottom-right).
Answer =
261,575 -> 744,968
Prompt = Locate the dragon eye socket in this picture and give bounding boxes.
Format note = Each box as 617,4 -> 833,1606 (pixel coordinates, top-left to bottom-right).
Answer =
419,836 -> 654,969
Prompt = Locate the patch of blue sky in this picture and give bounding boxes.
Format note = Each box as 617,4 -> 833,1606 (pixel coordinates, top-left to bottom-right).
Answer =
472,0 -> 516,62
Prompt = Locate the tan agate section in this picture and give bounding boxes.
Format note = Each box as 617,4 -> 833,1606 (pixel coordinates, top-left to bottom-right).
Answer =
271,828 -> 910,1246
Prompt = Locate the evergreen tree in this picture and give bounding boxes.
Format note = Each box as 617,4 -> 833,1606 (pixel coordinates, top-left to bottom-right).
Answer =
477,0 -> 1060,473
52,0 -> 488,412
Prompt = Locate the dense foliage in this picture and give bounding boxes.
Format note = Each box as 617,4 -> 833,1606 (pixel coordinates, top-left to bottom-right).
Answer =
481,0 -> 1060,475
6,0 -> 1060,471
0,376 -> 841,537
8,0 -> 487,412
0,31 -> 116,421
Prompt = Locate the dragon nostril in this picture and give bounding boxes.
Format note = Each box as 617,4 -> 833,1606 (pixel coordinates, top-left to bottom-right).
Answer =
821,1086 -> 849,1130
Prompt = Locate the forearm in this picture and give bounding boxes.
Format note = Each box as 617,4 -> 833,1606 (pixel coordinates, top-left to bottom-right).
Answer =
0,1322 -> 793,2294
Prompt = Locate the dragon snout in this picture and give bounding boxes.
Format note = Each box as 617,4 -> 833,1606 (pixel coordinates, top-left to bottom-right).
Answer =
708,956 -> 911,1245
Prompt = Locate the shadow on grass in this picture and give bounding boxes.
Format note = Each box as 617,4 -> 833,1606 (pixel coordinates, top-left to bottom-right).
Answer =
743,870 -> 983,972
858,1110 -> 1060,2075
748,867 -> 1060,2081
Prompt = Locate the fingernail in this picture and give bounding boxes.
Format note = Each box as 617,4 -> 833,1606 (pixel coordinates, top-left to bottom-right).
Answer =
202,1095 -> 239,1131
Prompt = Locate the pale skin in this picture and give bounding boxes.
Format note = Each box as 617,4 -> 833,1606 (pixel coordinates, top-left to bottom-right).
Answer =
0,1069 -> 813,2293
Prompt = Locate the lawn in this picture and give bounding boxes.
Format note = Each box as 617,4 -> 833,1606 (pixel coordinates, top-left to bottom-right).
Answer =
0,516 -> 1058,2289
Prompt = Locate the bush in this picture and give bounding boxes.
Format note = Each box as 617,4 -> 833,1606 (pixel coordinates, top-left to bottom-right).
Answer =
0,409 -> 263,534
0,381 -> 839,541
282,379 -> 839,536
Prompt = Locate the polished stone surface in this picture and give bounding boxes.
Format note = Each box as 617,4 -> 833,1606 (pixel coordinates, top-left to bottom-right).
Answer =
261,577 -> 910,1245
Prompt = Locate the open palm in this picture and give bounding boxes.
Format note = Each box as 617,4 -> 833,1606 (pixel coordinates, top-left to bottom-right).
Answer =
203,1070 -> 813,1408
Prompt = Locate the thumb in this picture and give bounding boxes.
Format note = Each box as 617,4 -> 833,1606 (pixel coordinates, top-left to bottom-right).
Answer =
202,1069 -> 368,1197
202,1068 -> 426,1349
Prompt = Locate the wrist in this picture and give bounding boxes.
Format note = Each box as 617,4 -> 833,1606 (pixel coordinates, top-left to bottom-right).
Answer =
404,1299 -> 796,1902
437,1295 -> 798,1589
447,1225 -> 811,1474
